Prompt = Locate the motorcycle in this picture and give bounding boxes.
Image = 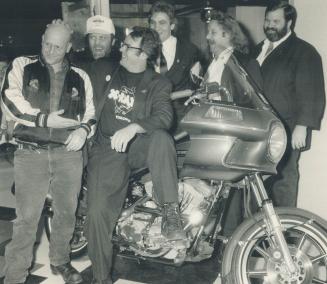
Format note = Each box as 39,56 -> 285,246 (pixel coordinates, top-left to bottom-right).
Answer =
43,56 -> 327,284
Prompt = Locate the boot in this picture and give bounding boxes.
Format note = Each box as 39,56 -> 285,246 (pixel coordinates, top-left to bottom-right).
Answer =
161,202 -> 186,240
50,262 -> 83,284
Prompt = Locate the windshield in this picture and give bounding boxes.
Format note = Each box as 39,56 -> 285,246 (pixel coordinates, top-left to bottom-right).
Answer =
206,54 -> 270,110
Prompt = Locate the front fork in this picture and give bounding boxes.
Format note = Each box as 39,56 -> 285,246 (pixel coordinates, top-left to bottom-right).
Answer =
249,173 -> 297,274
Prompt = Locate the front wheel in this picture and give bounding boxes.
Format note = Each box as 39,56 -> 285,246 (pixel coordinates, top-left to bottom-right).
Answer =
222,207 -> 327,284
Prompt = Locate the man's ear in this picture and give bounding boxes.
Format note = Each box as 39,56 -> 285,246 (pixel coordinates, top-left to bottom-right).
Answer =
170,23 -> 175,32
287,20 -> 292,31
140,51 -> 148,60
66,42 -> 72,53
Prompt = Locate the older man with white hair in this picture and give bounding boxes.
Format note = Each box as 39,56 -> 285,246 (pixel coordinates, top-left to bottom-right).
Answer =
1,19 -> 95,284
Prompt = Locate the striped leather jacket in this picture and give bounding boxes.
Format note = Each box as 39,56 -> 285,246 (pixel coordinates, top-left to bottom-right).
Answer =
1,55 -> 95,145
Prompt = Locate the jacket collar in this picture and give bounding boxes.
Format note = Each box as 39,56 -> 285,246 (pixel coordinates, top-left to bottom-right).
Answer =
39,54 -> 71,71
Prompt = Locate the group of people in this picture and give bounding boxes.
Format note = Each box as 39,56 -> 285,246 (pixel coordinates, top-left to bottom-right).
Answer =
0,1 -> 325,284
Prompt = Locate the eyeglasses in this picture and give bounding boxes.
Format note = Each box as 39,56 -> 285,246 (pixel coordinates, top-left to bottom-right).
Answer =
120,42 -> 143,52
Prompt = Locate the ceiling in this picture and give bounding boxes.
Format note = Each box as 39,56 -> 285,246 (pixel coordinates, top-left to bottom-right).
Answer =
0,0 -> 272,58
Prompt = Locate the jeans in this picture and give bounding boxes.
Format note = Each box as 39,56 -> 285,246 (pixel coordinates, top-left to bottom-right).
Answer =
4,147 -> 83,284
265,148 -> 300,207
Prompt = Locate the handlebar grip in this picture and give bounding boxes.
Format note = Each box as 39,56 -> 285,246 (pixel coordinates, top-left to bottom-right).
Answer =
173,131 -> 188,141
170,89 -> 193,100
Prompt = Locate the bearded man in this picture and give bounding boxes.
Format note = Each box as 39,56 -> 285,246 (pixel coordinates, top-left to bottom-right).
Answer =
253,1 -> 325,207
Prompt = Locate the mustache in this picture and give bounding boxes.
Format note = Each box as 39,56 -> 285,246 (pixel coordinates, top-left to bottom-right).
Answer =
265,28 -> 277,33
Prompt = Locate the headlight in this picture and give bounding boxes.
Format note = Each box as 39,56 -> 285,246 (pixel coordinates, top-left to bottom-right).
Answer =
267,122 -> 287,163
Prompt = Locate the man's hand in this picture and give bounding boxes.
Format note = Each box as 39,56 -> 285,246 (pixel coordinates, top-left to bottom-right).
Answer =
65,128 -> 88,151
111,123 -> 142,153
190,61 -> 203,84
292,125 -> 307,150
47,109 -> 80,129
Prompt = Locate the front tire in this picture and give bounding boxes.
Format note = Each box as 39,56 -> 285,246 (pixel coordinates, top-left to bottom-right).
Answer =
222,207 -> 327,284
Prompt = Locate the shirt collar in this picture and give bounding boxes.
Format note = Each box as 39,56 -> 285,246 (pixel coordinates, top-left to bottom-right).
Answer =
46,58 -> 69,75
162,35 -> 177,51
214,47 -> 234,64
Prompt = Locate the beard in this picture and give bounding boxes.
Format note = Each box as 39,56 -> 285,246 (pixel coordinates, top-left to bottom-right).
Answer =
264,24 -> 288,42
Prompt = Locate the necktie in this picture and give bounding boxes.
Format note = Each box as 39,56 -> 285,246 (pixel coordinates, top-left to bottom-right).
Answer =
160,51 -> 168,74
264,41 -> 274,57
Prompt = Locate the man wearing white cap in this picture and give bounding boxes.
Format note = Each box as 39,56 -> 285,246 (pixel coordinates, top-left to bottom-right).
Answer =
73,15 -> 119,108
86,15 -> 116,61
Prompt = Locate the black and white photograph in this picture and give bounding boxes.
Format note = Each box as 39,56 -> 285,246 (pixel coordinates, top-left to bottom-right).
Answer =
0,0 -> 326,283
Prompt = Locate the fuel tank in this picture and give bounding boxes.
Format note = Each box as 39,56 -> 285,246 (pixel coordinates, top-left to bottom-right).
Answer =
177,101 -> 281,182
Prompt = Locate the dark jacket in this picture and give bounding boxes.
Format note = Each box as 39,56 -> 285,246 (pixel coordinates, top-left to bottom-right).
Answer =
70,50 -> 120,108
253,33 -> 325,130
96,66 -> 173,134
164,39 -> 200,92
1,55 -> 95,143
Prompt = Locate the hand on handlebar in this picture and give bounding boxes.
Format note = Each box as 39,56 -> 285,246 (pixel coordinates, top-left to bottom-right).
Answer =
184,92 -> 207,106
170,89 -> 193,100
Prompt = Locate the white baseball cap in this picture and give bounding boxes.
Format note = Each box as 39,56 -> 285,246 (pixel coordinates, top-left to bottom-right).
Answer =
86,15 -> 115,35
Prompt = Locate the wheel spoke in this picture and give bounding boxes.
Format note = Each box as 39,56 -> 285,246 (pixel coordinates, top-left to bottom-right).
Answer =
254,245 -> 271,259
262,240 -> 268,251
297,233 -> 307,250
266,235 -> 277,249
247,270 -> 267,278
311,253 -> 327,263
312,278 -> 327,284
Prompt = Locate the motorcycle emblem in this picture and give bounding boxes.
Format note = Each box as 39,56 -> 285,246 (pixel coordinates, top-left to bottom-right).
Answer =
71,87 -> 79,100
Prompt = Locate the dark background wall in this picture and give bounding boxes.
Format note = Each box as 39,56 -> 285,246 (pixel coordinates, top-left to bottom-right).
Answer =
0,0 -> 273,60
0,0 -> 62,58
0,0 -> 212,60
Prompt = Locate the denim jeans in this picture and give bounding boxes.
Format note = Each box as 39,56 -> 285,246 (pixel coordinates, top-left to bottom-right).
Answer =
4,147 -> 83,284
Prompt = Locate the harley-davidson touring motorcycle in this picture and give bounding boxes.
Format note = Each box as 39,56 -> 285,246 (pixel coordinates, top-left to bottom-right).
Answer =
44,56 -> 327,284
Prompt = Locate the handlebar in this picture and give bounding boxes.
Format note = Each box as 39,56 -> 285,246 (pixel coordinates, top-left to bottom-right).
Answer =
170,82 -> 227,106
184,92 -> 208,106
170,89 -> 193,101
170,89 -> 206,106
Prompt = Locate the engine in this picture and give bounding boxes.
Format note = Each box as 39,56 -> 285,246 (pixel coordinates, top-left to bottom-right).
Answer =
115,178 -> 215,259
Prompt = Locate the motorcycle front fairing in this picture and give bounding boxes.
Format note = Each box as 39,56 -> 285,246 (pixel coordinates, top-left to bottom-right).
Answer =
179,55 -> 287,182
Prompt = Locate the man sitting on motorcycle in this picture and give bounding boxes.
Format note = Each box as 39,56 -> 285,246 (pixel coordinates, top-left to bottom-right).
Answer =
86,27 -> 185,284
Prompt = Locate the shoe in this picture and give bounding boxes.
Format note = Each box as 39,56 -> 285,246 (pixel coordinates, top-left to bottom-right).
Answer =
50,262 -> 83,284
161,202 -> 186,240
